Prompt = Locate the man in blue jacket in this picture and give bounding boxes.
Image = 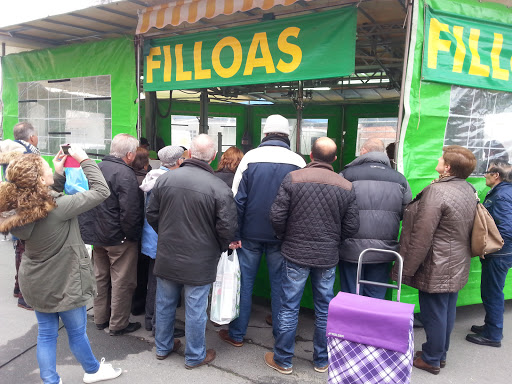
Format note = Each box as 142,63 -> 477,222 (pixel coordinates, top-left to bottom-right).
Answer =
219,115 -> 306,347
467,161 -> 512,348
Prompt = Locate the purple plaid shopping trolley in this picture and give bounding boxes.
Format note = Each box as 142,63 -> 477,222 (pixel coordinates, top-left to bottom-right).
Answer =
326,249 -> 415,384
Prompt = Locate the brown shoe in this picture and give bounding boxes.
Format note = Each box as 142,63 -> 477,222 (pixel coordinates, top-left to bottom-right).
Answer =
156,339 -> 182,360
314,364 -> 329,373
413,355 -> 440,375
414,351 -> 446,368
184,349 -> 216,369
264,352 -> 292,375
265,314 -> 273,326
218,329 -> 243,347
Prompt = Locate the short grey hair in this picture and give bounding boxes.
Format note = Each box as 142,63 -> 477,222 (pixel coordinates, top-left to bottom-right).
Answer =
13,122 -> 36,141
110,133 -> 139,158
190,134 -> 216,162
362,138 -> 385,153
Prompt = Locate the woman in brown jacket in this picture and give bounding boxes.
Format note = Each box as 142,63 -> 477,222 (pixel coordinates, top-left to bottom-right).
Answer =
398,145 -> 477,375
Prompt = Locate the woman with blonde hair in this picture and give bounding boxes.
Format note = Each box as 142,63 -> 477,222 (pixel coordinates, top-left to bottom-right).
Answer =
0,147 -> 121,384
215,146 -> 244,188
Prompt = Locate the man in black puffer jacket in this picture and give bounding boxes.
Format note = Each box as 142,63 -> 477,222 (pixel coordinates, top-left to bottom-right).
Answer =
147,134 -> 237,369
339,138 -> 412,299
264,137 -> 359,375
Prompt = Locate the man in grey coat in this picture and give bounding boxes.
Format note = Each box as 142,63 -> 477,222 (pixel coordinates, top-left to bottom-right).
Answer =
339,138 -> 412,299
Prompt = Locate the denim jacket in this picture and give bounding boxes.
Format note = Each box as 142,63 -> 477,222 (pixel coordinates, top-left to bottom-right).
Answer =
483,181 -> 512,256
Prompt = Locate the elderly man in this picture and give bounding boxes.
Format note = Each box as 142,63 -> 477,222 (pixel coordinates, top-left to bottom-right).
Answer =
339,138 -> 411,299
147,134 -> 237,368
219,115 -> 306,348
80,133 -> 144,335
266,137 -> 359,374
0,122 -> 39,310
467,162 -> 512,348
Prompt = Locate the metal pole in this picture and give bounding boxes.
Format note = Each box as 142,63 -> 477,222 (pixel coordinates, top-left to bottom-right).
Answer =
395,0 -> 413,162
199,89 -> 209,134
295,80 -> 304,153
135,36 -> 142,140
217,132 -> 223,157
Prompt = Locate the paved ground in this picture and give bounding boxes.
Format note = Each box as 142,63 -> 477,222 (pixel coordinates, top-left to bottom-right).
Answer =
0,237 -> 510,384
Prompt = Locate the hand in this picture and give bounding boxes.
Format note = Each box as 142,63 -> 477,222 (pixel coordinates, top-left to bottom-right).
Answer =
53,150 -> 67,176
68,145 -> 89,163
229,241 -> 242,250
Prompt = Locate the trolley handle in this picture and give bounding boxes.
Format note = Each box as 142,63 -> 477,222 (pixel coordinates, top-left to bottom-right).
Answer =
356,248 -> 404,302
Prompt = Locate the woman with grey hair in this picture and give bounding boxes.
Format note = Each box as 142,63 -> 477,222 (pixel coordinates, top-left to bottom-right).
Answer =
140,145 -> 185,332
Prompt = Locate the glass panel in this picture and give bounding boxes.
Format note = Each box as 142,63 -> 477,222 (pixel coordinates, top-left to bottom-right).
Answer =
355,117 -> 398,156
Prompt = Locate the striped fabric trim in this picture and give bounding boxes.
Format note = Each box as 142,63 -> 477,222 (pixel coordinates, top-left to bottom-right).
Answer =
136,0 -> 312,34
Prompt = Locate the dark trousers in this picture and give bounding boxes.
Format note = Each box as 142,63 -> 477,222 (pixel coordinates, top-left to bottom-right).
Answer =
480,255 -> 512,341
145,258 -> 157,330
132,247 -> 150,315
418,291 -> 458,367
339,261 -> 390,299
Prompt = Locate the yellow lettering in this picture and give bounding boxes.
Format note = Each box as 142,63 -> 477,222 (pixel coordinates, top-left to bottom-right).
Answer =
162,45 -> 172,82
175,44 -> 192,81
491,33 -> 509,81
468,29 -> 490,77
243,32 -> 276,76
452,26 -> 466,73
194,41 -> 212,80
146,47 -> 161,83
212,37 -> 243,78
276,27 -> 302,73
427,18 -> 451,69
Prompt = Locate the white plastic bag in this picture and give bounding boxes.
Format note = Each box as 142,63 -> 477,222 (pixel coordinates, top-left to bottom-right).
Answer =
210,250 -> 241,325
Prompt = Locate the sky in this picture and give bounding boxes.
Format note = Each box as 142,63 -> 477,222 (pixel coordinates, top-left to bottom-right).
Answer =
0,0 -> 122,28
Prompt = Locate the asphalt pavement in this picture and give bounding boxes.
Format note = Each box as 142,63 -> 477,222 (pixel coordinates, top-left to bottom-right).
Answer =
0,237 -> 510,384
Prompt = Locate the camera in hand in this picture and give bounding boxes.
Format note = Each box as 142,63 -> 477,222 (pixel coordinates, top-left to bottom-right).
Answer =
61,144 -> 70,155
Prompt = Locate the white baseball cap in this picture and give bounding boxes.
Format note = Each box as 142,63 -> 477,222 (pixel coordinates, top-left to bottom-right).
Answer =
262,114 -> 290,136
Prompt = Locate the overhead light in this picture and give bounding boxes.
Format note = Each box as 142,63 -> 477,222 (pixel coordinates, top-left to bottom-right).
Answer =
304,87 -> 331,91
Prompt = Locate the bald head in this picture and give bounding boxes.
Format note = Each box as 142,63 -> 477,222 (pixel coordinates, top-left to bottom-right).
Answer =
361,138 -> 385,155
311,137 -> 337,163
190,134 -> 217,162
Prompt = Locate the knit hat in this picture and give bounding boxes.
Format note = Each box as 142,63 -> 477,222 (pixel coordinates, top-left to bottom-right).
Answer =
158,145 -> 184,167
262,114 -> 290,136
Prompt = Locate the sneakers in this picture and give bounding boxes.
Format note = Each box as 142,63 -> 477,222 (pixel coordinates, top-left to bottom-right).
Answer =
466,334 -> 501,348
218,329 -> 243,347
156,339 -> 181,360
109,322 -> 141,336
264,352 -> 292,375
83,358 -> 122,383
17,297 -> 33,311
184,349 -> 216,369
314,364 -> 329,373
96,321 -> 109,330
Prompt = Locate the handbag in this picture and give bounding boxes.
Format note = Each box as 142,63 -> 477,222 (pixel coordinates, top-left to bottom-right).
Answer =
471,194 -> 504,257
210,249 -> 241,325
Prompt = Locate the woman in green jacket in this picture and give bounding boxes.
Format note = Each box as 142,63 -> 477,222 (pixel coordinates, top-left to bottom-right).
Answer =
0,146 -> 121,384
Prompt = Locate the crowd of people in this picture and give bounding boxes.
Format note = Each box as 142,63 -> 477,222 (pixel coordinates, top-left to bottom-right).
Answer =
0,116 -> 511,383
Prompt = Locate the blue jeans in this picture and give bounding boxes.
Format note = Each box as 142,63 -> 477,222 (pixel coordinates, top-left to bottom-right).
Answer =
339,260 -> 390,299
35,306 -> 99,384
418,291 -> 458,367
228,239 -> 283,342
155,277 -> 210,366
273,259 -> 336,369
480,255 -> 512,341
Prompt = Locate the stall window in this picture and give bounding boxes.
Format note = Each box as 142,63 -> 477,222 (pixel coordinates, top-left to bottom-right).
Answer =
17,76 -> 111,158
260,118 -> 328,155
171,115 -> 236,152
444,86 -> 512,176
355,117 -> 398,156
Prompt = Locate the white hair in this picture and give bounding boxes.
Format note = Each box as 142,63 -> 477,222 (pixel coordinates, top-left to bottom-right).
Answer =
190,134 -> 216,162
362,138 -> 385,153
110,133 -> 139,158
13,122 -> 36,141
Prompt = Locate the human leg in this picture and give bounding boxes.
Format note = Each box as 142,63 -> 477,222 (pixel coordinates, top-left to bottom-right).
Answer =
442,292 -> 458,362
418,291 -> 449,367
108,241 -> 138,331
310,265 -> 336,368
59,306 -> 100,374
183,284 -> 211,367
35,311 -> 61,384
14,239 -> 23,297
338,260 -> 357,294
273,259 -> 309,369
228,240 -> 263,342
265,242 -> 284,339
131,247 -> 149,316
145,257 -> 156,331
155,277 -> 181,356
92,246 -> 112,326
362,263 -> 391,299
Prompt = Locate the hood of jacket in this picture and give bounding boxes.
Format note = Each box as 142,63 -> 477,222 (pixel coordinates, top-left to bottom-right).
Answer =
0,141 -> 26,164
140,167 -> 169,192
345,151 -> 391,169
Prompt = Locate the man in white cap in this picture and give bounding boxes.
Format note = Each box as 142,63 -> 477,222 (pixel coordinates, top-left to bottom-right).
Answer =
219,115 -> 306,347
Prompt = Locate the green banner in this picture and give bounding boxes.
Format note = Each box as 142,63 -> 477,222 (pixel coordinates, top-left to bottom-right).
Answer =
143,7 -> 356,91
423,5 -> 512,92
